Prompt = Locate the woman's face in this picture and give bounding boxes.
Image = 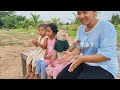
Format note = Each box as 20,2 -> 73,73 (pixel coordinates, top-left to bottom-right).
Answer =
77,11 -> 97,25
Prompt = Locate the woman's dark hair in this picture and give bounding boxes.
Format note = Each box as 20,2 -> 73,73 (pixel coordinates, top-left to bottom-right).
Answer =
38,24 -> 48,29
47,23 -> 58,34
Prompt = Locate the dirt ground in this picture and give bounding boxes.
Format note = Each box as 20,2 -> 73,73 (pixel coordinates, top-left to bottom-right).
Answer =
0,35 -> 74,79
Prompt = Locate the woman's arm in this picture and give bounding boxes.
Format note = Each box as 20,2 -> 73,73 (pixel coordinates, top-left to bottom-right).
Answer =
58,47 -> 81,64
67,40 -> 80,52
82,54 -> 110,63
68,54 -> 110,72
71,47 -> 82,56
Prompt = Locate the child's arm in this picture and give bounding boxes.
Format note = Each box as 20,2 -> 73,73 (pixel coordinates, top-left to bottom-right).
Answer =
44,48 -> 48,59
50,49 -> 57,67
32,39 -> 39,47
44,39 -> 48,59
44,47 -> 52,59
37,38 -> 48,49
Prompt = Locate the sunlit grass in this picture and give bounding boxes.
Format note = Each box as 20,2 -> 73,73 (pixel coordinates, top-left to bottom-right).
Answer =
0,41 -> 23,46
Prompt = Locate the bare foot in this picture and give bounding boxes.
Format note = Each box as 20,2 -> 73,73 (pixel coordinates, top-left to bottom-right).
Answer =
33,75 -> 40,79
24,72 -> 32,79
28,73 -> 35,79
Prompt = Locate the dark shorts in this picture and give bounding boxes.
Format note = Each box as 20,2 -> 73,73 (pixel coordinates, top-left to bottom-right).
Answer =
56,63 -> 114,79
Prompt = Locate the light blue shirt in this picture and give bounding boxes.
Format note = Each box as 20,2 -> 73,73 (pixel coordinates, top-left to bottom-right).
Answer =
75,20 -> 119,77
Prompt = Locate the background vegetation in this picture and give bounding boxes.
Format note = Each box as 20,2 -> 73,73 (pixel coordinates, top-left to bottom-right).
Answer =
0,11 -> 120,47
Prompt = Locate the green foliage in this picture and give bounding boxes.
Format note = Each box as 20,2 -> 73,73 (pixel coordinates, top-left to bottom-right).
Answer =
50,18 -> 60,26
30,13 -> 40,29
116,27 -> 120,42
0,20 -> 3,28
0,11 -> 15,28
111,14 -> 120,25
21,19 -> 32,29
69,13 -> 80,26
0,11 -> 43,29
67,30 -> 77,38
114,25 -> 120,30
2,15 -> 17,29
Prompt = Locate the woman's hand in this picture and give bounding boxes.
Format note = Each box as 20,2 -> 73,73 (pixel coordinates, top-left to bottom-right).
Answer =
58,51 -> 73,64
68,55 -> 84,72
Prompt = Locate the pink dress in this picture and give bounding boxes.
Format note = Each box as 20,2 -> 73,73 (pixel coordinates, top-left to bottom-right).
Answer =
46,53 -> 73,79
44,38 -> 56,65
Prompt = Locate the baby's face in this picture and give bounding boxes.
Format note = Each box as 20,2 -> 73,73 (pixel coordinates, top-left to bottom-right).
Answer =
57,30 -> 68,41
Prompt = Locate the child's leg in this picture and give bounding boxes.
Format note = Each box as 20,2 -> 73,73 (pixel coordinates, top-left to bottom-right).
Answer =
24,62 -> 32,78
28,62 -> 32,72
41,61 -> 48,79
28,60 -> 37,79
28,66 -> 36,79
34,60 -> 43,79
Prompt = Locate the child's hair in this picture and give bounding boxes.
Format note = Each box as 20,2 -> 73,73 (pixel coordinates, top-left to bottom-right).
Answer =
38,24 -> 48,29
47,23 -> 58,34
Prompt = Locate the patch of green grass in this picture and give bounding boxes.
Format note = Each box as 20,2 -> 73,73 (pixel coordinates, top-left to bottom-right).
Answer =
67,30 -> 77,38
0,41 -> 23,46
0,29 -> 37,40
14,28 -> 38,35
0,35 -> 10,39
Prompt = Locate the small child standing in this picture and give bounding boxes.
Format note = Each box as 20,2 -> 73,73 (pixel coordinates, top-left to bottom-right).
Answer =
34,23 -> 58,79
24,24 -> 48,79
